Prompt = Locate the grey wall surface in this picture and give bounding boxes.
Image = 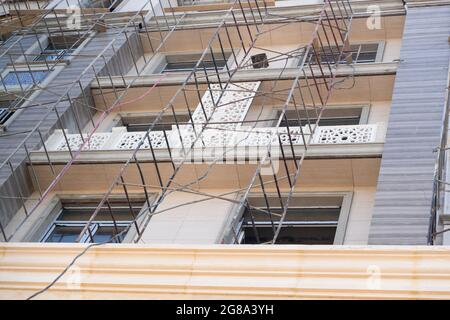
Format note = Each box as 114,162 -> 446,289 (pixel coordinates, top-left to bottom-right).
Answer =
369,5 -> 450,245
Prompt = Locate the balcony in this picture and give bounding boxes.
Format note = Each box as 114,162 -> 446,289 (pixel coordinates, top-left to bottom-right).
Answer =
42,123 -> 381,152
34,80 -> 386,162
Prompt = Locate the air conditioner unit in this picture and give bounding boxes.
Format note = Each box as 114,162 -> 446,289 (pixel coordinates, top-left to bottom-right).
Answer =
251,53 -> 269,69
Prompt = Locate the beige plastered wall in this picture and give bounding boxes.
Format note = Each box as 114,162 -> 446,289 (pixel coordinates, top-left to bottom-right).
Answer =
6,156 -> 380,245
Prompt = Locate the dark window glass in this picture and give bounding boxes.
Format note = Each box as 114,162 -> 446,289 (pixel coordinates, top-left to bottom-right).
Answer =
122,114 -> 191,132
77,0 -> 120,8
45,226 -> 84,243
278,107 -> 362,127
307,43 -> 379,65
243,226 -> 338,245
35,37 -> 83,61
238,198 -> 342,245
92,226 -> 127,243
0,108 -> 15,125
108,0 -> 124,11
0,98 -> 24,126
35,35 -> 88,61
43,200 -> 145,243
35,48 -> 72,62
162,60 -> 227,73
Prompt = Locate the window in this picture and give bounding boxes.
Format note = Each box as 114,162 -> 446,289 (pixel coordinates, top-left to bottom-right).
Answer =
0,33 -> 10,44
277,107 -> 364,127
0,108 -> 14,125
2,70 -> 48,87
108,0 -> 124,11
80,0 -> 123,10
35,46 -> 72,62
41,199 -> 145,243
120,113 -> 191,132
307,43 -> 381,65
35,35 -> 85,61
161,53 -> 230,73
235,196 -> 346,245
0,98 -> 22,126
177,0 -> 224,6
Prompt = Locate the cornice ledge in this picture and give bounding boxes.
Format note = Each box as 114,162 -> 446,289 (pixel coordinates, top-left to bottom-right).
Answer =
1,244 -> 450,299
2,242 -> 450,253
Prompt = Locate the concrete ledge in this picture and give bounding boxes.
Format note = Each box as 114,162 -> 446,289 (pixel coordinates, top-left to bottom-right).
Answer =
92,63 -> 398,88
28,143 -> 384,164
1,243 -> 450,299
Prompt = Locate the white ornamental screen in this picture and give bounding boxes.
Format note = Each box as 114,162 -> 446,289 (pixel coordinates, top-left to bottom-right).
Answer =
172,82 -> 261,148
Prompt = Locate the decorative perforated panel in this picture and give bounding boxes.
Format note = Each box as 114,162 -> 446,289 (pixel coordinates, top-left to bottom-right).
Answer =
176,82 -> 261,148
116,131 -> 167,150
56,133 -> 110,151
314,125 -> 377,144
236,126 -> 311,147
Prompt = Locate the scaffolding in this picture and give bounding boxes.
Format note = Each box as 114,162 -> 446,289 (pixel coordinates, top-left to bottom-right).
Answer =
0,0 -> 354,249
429,62 -> 450,245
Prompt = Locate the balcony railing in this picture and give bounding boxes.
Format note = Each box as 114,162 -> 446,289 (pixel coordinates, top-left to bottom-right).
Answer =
43,124 -> 379,152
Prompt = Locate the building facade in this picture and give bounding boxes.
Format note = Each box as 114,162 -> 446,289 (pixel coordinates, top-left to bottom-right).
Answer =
0,0 -> 449,299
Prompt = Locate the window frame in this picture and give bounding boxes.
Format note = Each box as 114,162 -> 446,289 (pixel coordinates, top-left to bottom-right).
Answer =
0,96 -> 26,130
114,111 -> 192,133
151,51 -> 234,74
345,42 -> 385,64
268,104 -> 371,128
34,194 -> 152,244
41,220 -> 130,243
221,192 -> 353,245
34,47 -> 73,62
296,41 -> 385,66
33,34 -> 89,62
0,107 -> 14,125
